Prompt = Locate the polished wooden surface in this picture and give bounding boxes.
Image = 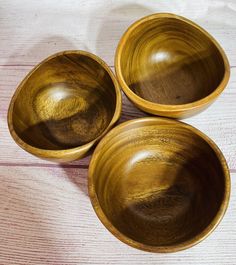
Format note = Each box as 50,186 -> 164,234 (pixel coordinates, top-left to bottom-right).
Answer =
1,1 -> 236,264
115,13 -> 230,118
89,117 -> 230,252
8,50 -> 121,162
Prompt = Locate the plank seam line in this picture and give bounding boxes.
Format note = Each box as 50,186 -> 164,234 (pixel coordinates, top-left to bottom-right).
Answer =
0,162 -> 234,173
0,162 -> 88,169
0,64 -> 115,68
0,64 -> 35,67
0,64 -> 233,68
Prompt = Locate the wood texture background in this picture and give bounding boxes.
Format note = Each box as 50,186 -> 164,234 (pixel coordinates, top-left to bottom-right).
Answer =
0,0 -> 235,264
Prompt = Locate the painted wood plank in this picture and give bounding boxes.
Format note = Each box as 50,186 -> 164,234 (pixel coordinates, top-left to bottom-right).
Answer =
0,167 -> 235,265
0,1 -> 235,67
0,0 -> 235,264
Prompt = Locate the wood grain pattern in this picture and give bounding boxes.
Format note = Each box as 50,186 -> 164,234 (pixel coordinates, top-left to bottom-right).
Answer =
0,0 -> 236,264
89,117 -> 230,252
115,13 -> 230,118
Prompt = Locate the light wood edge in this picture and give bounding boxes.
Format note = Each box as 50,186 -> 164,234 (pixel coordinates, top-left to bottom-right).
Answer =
7,50 -> 122,161
115,13 -> 230,114
88,117 -> 231,253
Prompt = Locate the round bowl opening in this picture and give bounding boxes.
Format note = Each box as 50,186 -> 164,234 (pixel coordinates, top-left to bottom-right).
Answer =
117,15 -> 226,105
90,118 -> 229,251
11,52 -> 118,150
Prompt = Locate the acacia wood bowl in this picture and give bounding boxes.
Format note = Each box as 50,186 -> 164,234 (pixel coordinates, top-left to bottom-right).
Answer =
8,51 -> 121,162
115,13 -> 230,118
89,117 -> 230,252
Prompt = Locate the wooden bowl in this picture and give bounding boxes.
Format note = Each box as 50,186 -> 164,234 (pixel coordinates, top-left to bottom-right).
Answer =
115,13 -> 230,118
89,117 -> 230,252
8,51 -> 121,162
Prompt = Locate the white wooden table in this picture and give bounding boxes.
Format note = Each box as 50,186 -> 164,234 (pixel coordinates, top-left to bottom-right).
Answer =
0,1 -> 235,264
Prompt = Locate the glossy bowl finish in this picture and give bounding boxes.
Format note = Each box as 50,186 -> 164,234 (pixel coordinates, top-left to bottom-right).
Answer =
8,51 -> 121,162
89,117 -> 230,252
115,13 -> 230,118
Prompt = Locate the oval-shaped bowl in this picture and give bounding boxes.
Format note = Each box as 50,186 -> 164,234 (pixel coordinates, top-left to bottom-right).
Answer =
8,50 -> 121,162
115,13 -> 230,118
89,117 -> 230,252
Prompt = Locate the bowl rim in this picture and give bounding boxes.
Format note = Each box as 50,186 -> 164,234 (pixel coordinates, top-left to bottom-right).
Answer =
115,13 -> 230,113
7,50 -> 122,159
88,117 -> 231,253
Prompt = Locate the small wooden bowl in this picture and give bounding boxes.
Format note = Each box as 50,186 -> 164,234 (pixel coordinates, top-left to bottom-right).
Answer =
115,13 -> 230,118
89,117 -> 230,252
8,51 -> 121,162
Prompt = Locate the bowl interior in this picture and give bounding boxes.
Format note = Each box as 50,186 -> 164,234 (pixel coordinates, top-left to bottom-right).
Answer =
11,52 -> 117,150
91,119 -> 226,248
118,16 -> 225,105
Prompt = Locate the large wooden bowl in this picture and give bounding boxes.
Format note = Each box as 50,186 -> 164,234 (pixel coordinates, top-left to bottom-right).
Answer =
89,117 -> 230,252
8,51 -> 121,162
115,13 -> 230,118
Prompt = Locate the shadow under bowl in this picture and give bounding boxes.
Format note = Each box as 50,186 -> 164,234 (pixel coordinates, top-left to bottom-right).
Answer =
115,13 -> 230,118
8,50 -> 121,162
89,117 -> 230,252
